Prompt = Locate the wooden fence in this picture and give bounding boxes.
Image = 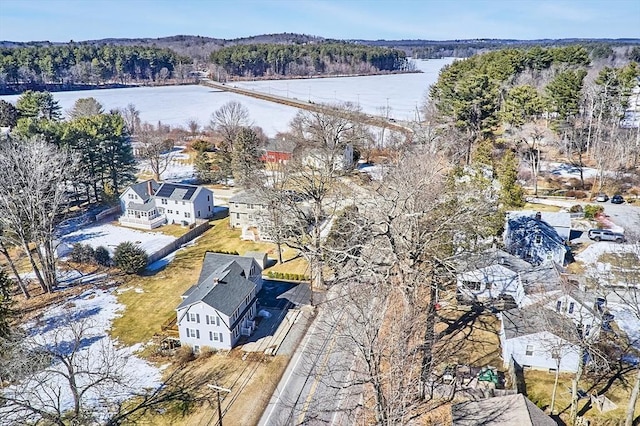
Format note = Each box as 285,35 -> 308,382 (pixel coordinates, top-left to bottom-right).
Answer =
146,220 -> 211,265
95,205 -> 121,221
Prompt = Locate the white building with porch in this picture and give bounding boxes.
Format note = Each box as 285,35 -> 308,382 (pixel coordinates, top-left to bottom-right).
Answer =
119,180 -> 214,229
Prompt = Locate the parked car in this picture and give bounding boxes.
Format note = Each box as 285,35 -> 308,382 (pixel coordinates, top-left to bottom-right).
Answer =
611,194 -> 624,204
595,193 -> 609,202
588,229 -> 625,242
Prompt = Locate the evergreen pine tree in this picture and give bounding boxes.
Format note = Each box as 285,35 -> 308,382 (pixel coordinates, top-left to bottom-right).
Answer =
194,151 -> 212,183
497,149 -> 525,208
231,127 -> 263,187
113,242 -> 148,274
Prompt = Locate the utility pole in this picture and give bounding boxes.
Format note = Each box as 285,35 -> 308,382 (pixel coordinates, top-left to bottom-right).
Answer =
207,384 -> 232,426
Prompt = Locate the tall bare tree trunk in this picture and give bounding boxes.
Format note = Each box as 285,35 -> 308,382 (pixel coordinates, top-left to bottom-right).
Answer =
625,366 -> 640,426
0,241 -> 30,299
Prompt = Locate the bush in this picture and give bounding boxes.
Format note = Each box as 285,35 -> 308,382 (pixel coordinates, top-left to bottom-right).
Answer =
70,243 -> 95,264
583,204 -> 604,219
113,242 -> 148,274
175,346 -> 195,365
94,246 -> 111,266
569,204 -> 583,213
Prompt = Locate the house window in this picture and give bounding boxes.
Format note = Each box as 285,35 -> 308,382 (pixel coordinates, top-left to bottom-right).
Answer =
463,281 -> 482,291
535,235 -> 542,245
162,199 -> 167,205
219,333 -> 223,343
187,328 -> 200,339
525,345 -> 534,356
236,213 -> 240,219
168,209 -> 173,214
128,194 -> 134,199
568,302 -> 575,314
208,205 -> 211,211
194,345 -> 200,353
189,313 -> 200,323
212,332 -> 218,341
207,195 -> 210,201
185,212 -> 191,218
556,301 -> 562,312
197,210 -> 201,217
182,201 -> 185,205
175,200 -> 178,204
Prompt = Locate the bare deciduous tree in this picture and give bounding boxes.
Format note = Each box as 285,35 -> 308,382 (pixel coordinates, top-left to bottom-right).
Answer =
136,122 -> 176,181
0,138 -> 76,293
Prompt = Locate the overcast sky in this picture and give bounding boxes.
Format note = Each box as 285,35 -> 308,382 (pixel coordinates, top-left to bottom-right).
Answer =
1,0 -> 638,42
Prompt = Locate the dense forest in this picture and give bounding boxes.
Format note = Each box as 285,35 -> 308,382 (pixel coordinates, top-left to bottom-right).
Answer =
0,44 -> 192,92
208,43 -> 410,79
427,44 -> 640,195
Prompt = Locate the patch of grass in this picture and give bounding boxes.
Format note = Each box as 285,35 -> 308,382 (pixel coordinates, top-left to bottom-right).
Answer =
521,203 -> 562,212
133,352 -> 288,426
524,369 -> 640,422
435,307 -> 503,369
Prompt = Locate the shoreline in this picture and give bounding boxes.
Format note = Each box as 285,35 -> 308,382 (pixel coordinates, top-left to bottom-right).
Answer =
0,69 -> 422,96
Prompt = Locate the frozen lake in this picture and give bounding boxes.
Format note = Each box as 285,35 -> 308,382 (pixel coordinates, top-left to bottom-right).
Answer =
1,58 -> 454,136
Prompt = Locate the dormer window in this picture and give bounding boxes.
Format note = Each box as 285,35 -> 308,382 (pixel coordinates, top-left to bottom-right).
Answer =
535,235 -> 542,245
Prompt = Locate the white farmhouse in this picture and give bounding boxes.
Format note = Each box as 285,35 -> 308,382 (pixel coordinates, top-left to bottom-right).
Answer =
176,252 -> 263,351
499,307 -> 580,373
119,180 -> 215,229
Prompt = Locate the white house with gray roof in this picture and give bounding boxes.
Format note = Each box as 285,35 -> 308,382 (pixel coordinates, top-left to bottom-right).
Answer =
176,252 -> 263,351
119,180 -> 214,229
499,306 -> 580,373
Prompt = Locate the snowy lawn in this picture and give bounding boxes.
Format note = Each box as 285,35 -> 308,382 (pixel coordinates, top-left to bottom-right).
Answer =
59,222 -> 176,256
608,302 -> 640,349
1,288 -> 163,422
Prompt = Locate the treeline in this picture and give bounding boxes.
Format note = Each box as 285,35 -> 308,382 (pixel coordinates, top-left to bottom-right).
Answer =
209,43 -> 409,78
0,44 -> 192,88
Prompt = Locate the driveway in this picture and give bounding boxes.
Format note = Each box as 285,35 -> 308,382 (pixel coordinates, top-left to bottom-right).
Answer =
528,197 -> 640,241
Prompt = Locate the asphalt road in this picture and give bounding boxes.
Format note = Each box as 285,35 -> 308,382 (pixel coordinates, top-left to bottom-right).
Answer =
258,301 -> 359,426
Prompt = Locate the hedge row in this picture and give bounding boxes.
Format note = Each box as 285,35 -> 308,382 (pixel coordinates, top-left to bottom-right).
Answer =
267,271 -> 310,281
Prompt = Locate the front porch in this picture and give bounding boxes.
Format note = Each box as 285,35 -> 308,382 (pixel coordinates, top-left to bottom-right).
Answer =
119,214 -> 167,230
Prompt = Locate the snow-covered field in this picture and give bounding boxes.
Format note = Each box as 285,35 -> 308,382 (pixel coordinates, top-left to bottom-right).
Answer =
1,288 -> 163,421
59,223 -> 176,256
233,58 -> 456,122
0,58 -> 453,136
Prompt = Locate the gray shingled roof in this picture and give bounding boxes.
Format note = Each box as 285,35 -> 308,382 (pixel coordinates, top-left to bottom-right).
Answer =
126,201 -> 156,212
264,138 -> 297,153
178,261 -> 255,317
196,252 -> 259,285
501,306 -> 577,340
452,394 -> 556,425
229,190 -> 266,205
130,180 -> 160,202
451,247 -> 533,274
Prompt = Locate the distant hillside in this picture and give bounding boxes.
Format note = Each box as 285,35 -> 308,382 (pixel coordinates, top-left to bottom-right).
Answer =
2,34 -> 639,62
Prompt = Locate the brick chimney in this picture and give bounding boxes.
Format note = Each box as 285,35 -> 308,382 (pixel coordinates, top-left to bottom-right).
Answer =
147,180 -> 154,197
